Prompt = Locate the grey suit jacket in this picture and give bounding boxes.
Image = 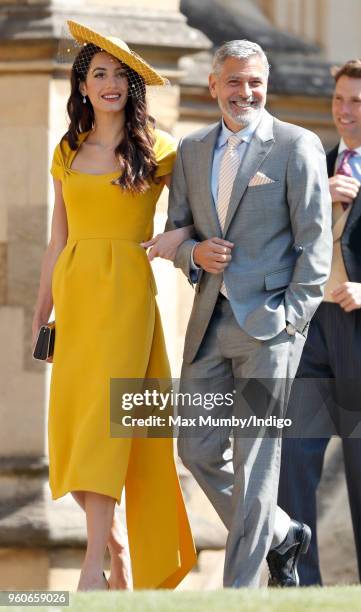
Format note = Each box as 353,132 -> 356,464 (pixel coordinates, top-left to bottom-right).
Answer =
166,110 -> 333,364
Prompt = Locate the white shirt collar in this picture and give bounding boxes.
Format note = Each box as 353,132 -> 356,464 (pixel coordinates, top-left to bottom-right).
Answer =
338,138 -> 361,157
217,112 -> 263,149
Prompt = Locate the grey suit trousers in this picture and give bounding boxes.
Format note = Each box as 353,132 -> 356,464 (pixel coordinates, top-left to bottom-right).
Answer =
178,295 -> 306,587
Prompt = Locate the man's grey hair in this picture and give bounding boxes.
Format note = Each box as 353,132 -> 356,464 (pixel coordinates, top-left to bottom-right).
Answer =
212,40 -> 270,78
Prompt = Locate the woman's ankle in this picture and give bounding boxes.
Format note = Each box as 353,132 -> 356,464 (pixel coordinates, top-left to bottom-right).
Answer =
81,555 -> 105,575
108,526 -> 128,552
108,537 -> 128,554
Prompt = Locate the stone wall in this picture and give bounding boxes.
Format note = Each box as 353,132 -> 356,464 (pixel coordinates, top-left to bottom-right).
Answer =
0,72 -> 50,459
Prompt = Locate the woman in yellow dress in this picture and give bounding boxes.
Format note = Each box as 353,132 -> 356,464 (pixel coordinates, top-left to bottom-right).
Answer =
31,20 -> 196,591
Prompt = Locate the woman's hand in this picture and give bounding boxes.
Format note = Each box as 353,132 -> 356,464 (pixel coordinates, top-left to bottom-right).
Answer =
141,226 -> 194,262
32,316 -> 54,363
32,318 -> 41,353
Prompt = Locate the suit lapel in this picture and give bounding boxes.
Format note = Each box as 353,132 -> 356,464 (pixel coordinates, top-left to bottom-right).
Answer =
344,188 -> 361,235
223,111 -> 275,236
326,145 -> 339,178
196,122 -> 222,236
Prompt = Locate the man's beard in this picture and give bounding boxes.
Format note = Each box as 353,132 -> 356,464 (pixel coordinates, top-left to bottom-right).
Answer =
219,96 -> 263,128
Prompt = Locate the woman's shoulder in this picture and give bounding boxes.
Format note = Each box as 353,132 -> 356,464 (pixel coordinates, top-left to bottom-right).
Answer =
153,128 -> 177,158
151,129 -> 177,177
52,135 -> 73,167
56,132 -> 90,157
51,132 -> 90,179
51,137 -> 69,180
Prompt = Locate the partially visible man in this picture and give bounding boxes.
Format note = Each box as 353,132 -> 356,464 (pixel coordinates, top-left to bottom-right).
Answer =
278,59 -> 361,585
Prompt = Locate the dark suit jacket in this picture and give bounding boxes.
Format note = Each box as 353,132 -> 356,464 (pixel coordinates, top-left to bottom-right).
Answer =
327,145 -> 361,282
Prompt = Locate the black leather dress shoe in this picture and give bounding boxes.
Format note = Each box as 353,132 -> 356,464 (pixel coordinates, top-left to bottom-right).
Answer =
266,520 -> 311,587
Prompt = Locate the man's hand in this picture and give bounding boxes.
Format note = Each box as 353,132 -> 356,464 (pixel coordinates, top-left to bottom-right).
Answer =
332,282 -> 361,312
329,174 -> 360,204
193,237 -> 234,274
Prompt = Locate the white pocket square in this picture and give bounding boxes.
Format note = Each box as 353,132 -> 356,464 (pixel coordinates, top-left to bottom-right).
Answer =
248,172 -> 275,187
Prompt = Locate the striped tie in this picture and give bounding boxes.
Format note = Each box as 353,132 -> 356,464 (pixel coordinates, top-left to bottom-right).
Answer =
216,133 -> 243,297
336,149 -> 356,211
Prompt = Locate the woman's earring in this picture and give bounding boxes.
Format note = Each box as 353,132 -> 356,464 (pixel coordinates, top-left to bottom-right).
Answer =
82,95 -> 87,104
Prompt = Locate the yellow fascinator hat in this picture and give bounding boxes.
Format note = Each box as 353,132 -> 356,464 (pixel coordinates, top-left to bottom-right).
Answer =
67,20 -> 168,87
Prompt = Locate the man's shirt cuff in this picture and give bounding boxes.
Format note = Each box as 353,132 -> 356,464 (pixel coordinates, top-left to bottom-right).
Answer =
190,243 -> 200,270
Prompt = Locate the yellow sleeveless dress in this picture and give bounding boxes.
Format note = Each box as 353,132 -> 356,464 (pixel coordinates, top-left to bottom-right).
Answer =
48,129 -> 196,588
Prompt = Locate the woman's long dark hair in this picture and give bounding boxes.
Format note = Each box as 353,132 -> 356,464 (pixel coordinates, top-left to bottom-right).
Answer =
64,43 -> 158,193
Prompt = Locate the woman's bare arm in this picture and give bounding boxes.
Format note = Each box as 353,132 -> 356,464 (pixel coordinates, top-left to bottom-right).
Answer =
141,226 -> 194,262
163,173 -> 172,189
142,173 -> 194,261
31,179 -> 68,351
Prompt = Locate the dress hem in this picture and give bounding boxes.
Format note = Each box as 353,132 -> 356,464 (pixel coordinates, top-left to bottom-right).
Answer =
50,486 -> 121,505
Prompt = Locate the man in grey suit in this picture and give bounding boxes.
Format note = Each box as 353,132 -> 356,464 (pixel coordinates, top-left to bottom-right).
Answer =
151,40 -> 332,587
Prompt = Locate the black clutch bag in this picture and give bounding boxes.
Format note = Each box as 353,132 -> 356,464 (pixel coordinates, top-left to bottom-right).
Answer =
33,322 -> 56,360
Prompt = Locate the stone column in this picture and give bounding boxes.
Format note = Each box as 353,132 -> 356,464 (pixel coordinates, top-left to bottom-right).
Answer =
0,0 -> 210,589
0,55 -> 52,591
257,0 -> 361,62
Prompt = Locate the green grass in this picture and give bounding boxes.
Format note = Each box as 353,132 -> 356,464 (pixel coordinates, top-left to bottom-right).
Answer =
6,587 -> 361,612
